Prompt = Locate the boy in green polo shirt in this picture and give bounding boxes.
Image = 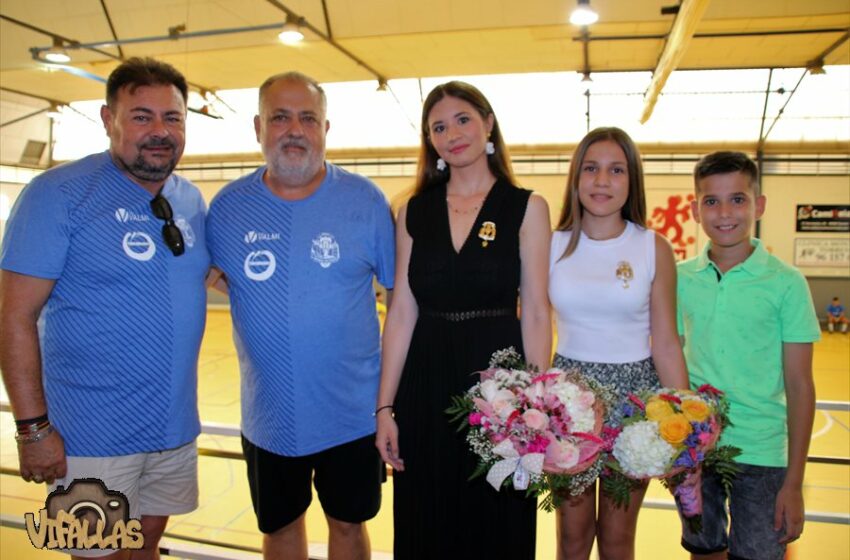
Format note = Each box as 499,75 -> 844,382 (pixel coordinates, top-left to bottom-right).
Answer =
677,151 -> 820,560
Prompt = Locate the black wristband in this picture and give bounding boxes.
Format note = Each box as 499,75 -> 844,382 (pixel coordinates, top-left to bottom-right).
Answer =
15,413 -> 48,427
373,405 -> 394,417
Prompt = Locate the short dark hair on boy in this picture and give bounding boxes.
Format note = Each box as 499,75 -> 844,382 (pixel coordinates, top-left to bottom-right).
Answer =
694,151 -> 760,195
106,57 -> 188,107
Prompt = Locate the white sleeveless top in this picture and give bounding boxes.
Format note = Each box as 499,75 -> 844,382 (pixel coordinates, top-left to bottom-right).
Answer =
549,221 -> 656,364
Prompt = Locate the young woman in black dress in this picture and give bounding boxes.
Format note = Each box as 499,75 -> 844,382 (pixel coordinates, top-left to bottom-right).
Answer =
375,81 -> 551,559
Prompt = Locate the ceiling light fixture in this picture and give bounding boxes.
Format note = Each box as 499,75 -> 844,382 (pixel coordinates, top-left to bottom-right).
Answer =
278,14 -> 304,44
46,103 -> 63,120
806,58 -> 826,75
44,37 -> 71,63
570,0 -> 599,26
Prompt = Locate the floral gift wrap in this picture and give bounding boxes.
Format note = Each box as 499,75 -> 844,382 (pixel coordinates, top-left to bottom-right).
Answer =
602,385 -> 740,531
447,348 -> 608,510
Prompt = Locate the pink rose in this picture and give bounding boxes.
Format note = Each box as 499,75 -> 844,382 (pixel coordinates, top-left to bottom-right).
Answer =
469,412 -> 483,426
491,391 -> 517,420
544,440 -> 580,471
522,409 -> 550,431
479,380 -> 518,419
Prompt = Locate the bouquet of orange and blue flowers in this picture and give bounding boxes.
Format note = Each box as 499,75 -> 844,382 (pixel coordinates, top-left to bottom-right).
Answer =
602,385 -> 740,531
447,348 -> 609,510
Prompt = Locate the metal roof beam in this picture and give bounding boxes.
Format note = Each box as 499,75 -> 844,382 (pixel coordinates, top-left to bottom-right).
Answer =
640,0 -> 711,124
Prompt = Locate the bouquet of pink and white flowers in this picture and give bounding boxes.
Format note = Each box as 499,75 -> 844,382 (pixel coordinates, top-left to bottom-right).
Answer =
602,385 -> 740,531
447,348 -> 608,509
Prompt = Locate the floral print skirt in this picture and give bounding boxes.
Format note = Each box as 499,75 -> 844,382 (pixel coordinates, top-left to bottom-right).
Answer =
552,354 -> 661,425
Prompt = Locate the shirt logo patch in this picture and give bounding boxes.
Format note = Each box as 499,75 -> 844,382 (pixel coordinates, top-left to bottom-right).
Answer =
122,232 -> 156,261
244,250 -> 276,281
114,208 -> 150,223
244,230 -> 281,243
310,233 -> 340,269
175,216 -> 196,248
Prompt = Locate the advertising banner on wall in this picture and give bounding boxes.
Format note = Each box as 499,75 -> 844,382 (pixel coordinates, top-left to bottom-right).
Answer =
794,238 -> 850,268
796,205 -> 850,233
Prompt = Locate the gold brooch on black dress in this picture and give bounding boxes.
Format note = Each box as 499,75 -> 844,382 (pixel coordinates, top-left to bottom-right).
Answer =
478,221 -> 496,247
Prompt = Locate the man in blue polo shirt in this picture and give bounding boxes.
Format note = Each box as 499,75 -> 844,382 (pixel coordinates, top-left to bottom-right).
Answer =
1,58 -> 208,557
207,72 -> 394,559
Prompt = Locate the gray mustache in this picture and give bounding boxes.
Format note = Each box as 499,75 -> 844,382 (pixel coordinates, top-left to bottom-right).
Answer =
142,138 -> 176,149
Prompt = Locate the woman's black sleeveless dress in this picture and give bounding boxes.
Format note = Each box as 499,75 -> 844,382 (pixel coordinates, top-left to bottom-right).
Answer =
393,179 -> 537,559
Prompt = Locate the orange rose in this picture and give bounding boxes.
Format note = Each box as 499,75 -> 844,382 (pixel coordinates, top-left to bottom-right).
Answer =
659,414 -> 692,445
646,398 -> 675,422
681,399 -> 711,423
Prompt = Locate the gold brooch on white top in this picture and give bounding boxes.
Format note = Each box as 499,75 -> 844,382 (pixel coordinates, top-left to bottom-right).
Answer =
616,261 -> 634,289
478,221 -> 496,247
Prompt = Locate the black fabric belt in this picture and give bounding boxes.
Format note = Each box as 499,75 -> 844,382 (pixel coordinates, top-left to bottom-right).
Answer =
420,307 -> 515,322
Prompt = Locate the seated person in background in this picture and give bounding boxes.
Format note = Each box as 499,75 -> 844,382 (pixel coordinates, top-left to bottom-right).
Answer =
826,296 -> 848,333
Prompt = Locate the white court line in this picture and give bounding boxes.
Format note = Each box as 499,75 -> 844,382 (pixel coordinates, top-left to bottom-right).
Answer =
811,410 -> 835,440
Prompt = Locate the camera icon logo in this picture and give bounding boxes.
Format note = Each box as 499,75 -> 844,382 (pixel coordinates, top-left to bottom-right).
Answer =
46,479 -> 129,537
25,478 -> 143,550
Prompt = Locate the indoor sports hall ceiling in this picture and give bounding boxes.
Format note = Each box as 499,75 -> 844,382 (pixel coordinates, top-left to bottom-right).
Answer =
1,0 -> 848,106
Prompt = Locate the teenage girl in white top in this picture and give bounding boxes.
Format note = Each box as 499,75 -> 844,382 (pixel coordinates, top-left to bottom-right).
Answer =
549,127 -> 689,560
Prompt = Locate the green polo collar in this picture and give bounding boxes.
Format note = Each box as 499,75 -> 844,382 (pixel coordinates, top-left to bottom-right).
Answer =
696,238 -> 770,276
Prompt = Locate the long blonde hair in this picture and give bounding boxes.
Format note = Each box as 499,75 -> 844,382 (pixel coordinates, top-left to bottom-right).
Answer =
555,127 -> 647,259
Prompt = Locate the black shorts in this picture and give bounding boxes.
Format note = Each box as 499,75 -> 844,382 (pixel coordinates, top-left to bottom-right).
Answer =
242,433 -> 384,534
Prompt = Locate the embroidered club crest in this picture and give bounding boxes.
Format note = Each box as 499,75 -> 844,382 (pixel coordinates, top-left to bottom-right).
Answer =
311,232 -> 340,268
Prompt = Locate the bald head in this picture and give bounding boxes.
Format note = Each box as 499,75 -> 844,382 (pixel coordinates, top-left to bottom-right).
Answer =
258,72 -> 326,116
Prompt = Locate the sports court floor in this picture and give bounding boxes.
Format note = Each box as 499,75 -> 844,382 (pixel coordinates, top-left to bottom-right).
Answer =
2,309 -> 848,559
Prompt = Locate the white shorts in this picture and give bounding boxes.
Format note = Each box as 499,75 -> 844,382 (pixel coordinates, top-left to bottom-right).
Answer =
47,440 -> 198,557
